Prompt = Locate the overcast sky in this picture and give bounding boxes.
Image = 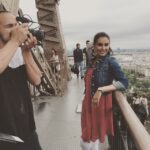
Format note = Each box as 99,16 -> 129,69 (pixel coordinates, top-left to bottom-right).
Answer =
20,0 -> 150,50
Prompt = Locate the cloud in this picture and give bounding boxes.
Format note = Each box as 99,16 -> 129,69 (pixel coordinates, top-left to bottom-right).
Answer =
20,0 -> 37,22
20,0 -> 150,50
59,0 -> 150,50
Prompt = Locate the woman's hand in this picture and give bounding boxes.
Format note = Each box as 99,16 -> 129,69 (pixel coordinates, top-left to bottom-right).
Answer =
92,90 -> 102,106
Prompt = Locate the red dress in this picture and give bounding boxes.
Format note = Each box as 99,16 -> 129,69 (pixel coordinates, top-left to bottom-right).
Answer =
81,67 -> 114,143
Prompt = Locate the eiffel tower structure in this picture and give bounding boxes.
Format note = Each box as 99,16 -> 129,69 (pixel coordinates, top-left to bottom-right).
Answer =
0,0 -> 71,96
35,0 -> 71,95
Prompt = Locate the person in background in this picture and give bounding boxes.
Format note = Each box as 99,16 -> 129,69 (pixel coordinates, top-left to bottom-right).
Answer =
73,43 -> 84,79
81,32 -> 128,150
50,48 -> 60,74
0,11 -> 42,150
83,40 -> 90,67
132,93 -> 149,125
50,48 -> 62,93
86,42 -> 94,68
83,40 -> 95,68
140,94 -> 149,117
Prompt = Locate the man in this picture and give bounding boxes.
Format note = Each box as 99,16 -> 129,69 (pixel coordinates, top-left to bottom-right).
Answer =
83,40 -> 94,68
73,43 -> 84,78
0,11 -> 42,149
83,40 -> 90,67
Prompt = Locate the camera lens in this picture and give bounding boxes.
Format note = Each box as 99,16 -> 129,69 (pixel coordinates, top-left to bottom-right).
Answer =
29,29 -> 45,42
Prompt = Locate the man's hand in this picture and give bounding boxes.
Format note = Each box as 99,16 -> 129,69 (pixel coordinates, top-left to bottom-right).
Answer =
10,24 -> 29,45
92,90 -> 102,106
23,33 -> 37,50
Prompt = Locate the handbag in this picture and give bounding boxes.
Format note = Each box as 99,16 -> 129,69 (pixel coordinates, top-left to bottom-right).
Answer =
71,65 -> 79,74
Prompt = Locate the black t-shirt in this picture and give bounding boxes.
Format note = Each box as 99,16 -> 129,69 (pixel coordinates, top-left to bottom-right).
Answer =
0,65 -> 36,140
73,49 -> 83,63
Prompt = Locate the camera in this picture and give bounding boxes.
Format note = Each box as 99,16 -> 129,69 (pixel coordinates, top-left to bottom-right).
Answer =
16,16 -> 45,44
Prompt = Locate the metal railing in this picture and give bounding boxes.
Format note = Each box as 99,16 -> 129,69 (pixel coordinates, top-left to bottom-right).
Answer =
109,91 -> 150,150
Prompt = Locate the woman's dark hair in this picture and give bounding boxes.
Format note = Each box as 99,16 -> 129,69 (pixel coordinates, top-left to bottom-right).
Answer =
93,32 -> 110,45
93,32 -> 113,55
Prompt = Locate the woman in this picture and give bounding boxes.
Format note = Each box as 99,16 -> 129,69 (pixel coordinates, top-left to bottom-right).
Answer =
81,32 -> 128,150
50,48 -> 60,73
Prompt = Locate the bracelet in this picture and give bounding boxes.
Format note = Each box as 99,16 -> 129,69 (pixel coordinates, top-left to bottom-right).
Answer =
97,88 -> 103,94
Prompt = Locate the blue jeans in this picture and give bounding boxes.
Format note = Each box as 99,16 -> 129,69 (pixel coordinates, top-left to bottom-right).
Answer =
75,61 -> 84,77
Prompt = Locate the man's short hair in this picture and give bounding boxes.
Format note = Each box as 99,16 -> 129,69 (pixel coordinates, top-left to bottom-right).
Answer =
86,40 -> 90,44
0,10 -> 10,15
76,43 -> 80,46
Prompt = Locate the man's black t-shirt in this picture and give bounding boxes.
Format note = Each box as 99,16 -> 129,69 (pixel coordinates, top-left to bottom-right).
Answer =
0,65 -> 36,140
73,48 -> 83,63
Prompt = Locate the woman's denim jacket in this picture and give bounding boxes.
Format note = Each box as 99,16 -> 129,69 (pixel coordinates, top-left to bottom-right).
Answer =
90,55 -> 128,96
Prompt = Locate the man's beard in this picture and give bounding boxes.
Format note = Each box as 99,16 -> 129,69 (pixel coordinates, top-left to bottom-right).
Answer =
0,34 -> 10,44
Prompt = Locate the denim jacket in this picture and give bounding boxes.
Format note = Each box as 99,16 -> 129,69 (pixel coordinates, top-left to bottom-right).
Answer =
90,55 -> 128,96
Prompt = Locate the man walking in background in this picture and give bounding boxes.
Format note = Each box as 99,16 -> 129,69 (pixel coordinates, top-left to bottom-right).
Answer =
73,43 -> 84,79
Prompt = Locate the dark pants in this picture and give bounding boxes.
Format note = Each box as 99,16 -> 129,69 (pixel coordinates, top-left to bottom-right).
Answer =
0,131 -> 42,150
